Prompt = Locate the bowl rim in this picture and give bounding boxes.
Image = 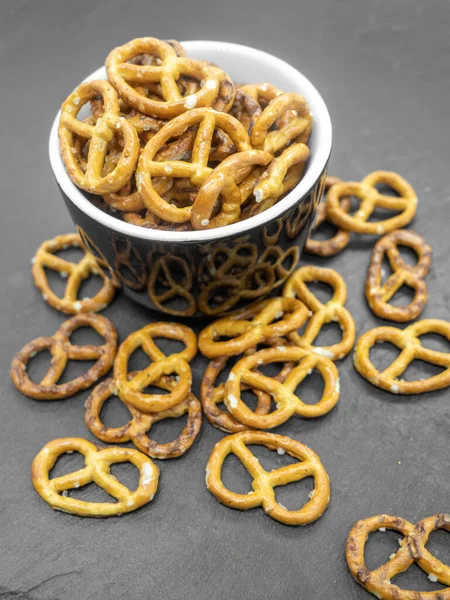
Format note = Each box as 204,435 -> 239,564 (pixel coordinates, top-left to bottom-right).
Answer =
48,39 -> 332,243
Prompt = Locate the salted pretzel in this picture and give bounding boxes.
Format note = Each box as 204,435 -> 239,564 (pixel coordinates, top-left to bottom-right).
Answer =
251,92 -> 312,154
111,237 -> 147,290
114,322 -> 197,413
199,297 -> 309,358
206,431 -> 330,525
238,83 -> 283,107
304,176 -> 351,257
106,38 -> 222,118
10,314 -> 117,400
283,266 -> 356,360
59,80 -> 140,194
191,149 -> 273,229
136,107 -> 252,223
366,230 -> 432,322
354,319 -> 450,394
253,143 -> 309,209
32,233 -> 116,314
346,514 -> 450,599
229,89 -> 262,134
32,438 -> 159,517
327,171 -> 418,235
223,346 -> 340,429
147,255 -> 196,316
85,376 -> 201,459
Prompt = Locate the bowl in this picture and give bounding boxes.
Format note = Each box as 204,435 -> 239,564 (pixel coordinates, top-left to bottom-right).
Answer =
49,40 -> 332,318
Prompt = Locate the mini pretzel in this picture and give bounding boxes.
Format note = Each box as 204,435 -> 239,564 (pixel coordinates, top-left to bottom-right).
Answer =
137,107 -> 251,223
283,266 -> 356,360
10,314 -> 117,400
191,149 -> 273,229
106,38 -> 221,118
206,431 -> 330,525
251,92 -> 312,154
32,233 -> 116,314
32,438 -> 159,517
304,176 -> 351,257
346,513 -> 450,599
59,80 -> 140,194
354,319 -> 450,394
223,346 -> 340,429
147,255 -> 196,316
199,297 -> 309,358
366,230 -> 432,322
327,171 -> 418,235
114,322 -> 197,413
253,143 -> 310,209
85,376 -> 201,459
238,83 -> 283,107
229,89 -> 262,133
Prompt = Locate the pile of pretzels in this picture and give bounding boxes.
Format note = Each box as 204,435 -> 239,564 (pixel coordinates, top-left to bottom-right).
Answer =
58,37 -> 312,231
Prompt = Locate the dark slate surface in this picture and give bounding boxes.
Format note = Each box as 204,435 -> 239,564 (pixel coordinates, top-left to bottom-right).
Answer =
1,1 -> 449,598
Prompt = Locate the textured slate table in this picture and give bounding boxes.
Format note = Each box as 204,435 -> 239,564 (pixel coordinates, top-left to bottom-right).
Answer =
1,1 -> 449,598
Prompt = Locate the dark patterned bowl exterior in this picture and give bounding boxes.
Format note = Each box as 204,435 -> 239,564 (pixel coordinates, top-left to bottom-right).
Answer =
58,168 -> 327,318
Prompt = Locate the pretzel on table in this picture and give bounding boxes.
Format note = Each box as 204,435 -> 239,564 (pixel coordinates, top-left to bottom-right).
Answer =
366,229 -> 432,322
10,314 -> 117,400
59,80 -> 140,194
32,438 -> 159,517
85,376 -> 202,459
114,322 -> 197,413
283,265 -> 356,360
32,233 -> 116,314
206,431 -> 330,525
326,171 -> 418,235
353,319 -> 450,394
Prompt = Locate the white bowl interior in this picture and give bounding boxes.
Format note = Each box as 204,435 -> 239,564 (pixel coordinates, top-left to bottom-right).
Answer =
49,40 -> 332,243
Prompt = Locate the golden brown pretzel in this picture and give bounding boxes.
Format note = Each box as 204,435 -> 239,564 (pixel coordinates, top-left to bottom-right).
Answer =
147,255 -> 197,316
366,230 -> 432,322
191,149 -> 273,229
136,107 -> 252,223
32,438 -> 159,517
238,83 -> 284,107
283,266 -> 356,360
106,38 -> 221,118
346,514 -> 450,599
223,346 -> 340,429
114,322 -> 197,413
32,233 -> 116,314
326,171 -> 418,234
353,319 -> 450,394
251,92 -> 312,154
229,89 -> 262,133
206,431 -> 330,525
199,297 -> 309,358
10,314 -> 117,400
59,80 -> 140,194
85,377 -> 201,459
304,176 -> 351,257
253,143 -> 310,209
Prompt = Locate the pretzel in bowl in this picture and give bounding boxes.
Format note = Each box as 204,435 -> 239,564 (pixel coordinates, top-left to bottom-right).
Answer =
304,176 -> 351,257
326,171 -> 418,235
136,107 -> 252,224
366,230 -> 432,322
106,38 -> 225,118
191,149 -> 273,229
223,346 -> 340,429
32,438 -> 159,517
354,319 -> 450,394
206,431 -> 330,525
32,233 -> 116,314
10,314 -> 117,401
346,513 -> 450,599
114,322 -> 197,413
283,266 -> 356,360
199,297 -> 309,358
59,80 -> 140,194
85,376 -> 201,459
